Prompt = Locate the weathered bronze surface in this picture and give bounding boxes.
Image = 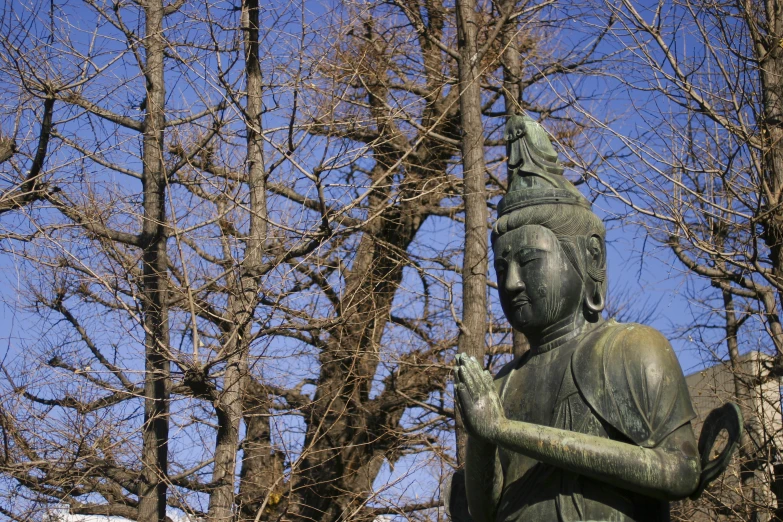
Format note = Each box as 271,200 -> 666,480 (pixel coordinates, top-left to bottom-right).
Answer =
451,114 -> 742,522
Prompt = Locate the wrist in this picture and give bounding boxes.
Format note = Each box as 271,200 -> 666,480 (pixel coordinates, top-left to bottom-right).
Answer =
488,416 -> 509,442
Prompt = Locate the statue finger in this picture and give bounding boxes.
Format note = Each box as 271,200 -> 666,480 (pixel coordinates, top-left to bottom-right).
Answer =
458,363 -> 480,395
453,355 -> 467,384
465,357 -> 488,389
456,382 -> 473,408
464,355 -> 482,375
454,366 -> 475,396
478,368 -> 494,393
466,359 -> 487,390
457,365 -> 473,391
482,366 -> 495,385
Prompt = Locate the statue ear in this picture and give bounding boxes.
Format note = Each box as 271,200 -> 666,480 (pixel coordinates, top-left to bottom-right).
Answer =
587,234 -> 605,269
584,235 -> 605,320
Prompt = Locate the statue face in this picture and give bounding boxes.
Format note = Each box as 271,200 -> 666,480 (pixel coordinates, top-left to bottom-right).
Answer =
493,225 -> 584,333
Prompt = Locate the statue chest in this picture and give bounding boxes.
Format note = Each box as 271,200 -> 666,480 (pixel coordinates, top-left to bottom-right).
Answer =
495,342 -> 627,522
501,343 -> 577,426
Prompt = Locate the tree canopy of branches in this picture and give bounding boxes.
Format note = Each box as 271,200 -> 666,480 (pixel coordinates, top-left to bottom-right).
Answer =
0,0 -> 608,520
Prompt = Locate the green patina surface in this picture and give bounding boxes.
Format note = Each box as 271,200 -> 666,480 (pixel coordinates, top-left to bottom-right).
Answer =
449,114 -> 741,522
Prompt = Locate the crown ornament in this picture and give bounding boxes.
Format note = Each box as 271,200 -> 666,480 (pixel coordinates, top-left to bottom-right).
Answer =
498,113 -> 592,218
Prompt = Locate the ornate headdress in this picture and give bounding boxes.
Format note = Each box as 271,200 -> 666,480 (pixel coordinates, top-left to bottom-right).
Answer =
498,113 -> 592,219
493,113 -> 603,241
493,113 -> 607,316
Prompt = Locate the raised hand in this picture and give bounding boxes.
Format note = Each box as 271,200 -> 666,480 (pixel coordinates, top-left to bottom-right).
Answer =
454,354 -> 505,442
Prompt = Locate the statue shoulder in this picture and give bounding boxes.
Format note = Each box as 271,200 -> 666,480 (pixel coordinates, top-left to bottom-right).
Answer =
592,321 -> 676,358
573,321 -> 696,447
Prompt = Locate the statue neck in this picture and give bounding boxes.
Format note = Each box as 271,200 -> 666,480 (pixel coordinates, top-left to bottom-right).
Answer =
528,312 -> 602,354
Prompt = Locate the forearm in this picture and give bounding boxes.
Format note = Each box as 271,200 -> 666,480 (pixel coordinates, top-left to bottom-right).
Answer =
464,435 -> 501,522
492,420 -> 699,500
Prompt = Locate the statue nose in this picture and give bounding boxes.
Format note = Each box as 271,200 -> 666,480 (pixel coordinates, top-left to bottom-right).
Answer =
506,264 -> 526,293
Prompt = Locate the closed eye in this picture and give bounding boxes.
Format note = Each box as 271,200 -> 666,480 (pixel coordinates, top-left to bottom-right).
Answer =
517,254 -> 544,266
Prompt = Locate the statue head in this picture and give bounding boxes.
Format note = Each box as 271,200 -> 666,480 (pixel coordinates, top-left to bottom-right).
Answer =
492,114 -> 607,336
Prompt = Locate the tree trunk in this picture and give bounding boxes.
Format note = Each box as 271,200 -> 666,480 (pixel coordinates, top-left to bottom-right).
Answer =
501,17 -> 521,117
295,180 -> 419,522
208,0 -> 268,518
292,149 -> 452,522
455,0 -> 489,464
238,381 -> 283,521
138,0 -> 170,519
755,10 -> 783,514
758,0 -> 783,356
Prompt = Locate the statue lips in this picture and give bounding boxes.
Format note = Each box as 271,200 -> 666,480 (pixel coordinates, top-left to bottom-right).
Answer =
511,295 -> 530,307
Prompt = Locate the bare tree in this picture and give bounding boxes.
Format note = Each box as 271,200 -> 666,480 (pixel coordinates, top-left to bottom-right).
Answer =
454,0 -> 491,465
0,97 -> 53,215
0,0 -> 609,520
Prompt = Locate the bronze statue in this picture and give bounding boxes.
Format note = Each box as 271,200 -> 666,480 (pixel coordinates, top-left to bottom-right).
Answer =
452,114 -> 742,522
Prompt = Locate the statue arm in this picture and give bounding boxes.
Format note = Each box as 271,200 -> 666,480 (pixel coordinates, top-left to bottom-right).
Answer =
464,433 -> 502,522
455,354 -> 700,502
490,418 -> 699,500
463,368 -> 508,522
